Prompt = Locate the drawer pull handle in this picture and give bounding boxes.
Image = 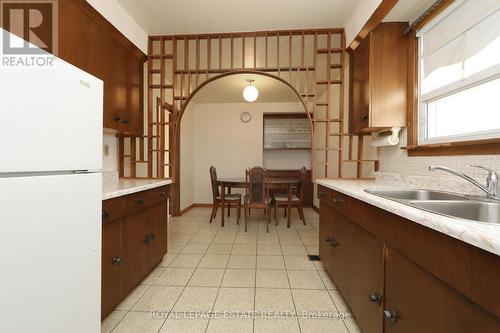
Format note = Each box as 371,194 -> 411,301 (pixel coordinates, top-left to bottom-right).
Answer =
121,118 -> 129,125
102,211 -> 111,220
332,198 -> 344,204
136,198 -> 145,205
112,114 -> 121,122
111,256 -> 122,265
359,114 -> 369,121
143,233 -> 155,244
318,192 -> 326,197
329,239 -> 338,247
160,191 -> 166,197
383,309 -> 398,323
369,292 -> 382,305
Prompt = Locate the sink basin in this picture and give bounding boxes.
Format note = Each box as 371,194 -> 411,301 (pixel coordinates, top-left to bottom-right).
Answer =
365,189 -> 467,201
409,200 -> 500,224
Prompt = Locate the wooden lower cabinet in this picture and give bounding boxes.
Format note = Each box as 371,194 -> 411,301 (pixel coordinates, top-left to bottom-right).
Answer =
350,223 -> 384,333
101,219 -> 123,317
330,210 -> 353,303
384,247 -> 499,333
101,185 -> 169,319
317,185 -> 500,333
319,198 -> 333,273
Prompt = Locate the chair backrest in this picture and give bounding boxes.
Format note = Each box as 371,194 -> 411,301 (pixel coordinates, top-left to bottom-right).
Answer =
209,166 -> 220,200
296,166 -> 307,200
246,166 -> 269,205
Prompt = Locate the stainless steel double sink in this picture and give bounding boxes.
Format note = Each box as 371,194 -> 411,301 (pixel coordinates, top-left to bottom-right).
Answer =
364,189 -> 500,225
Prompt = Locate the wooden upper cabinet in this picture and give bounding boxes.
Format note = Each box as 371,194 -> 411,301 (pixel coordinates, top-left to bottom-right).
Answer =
349,22 -> 408,133
127,51 -> 145,135
57,0 -> 145,136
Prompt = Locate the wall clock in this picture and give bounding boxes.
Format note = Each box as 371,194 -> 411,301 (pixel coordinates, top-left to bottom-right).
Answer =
240,111 -> 251,123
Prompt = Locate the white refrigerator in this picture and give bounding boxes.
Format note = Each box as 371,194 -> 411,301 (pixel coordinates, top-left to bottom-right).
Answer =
0,29 -> 102,333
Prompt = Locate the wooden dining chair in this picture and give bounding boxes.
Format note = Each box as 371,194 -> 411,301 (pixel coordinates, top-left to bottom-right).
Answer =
209,166 -> 241,224
273,166 -> 307,225
244,167 -> 272,232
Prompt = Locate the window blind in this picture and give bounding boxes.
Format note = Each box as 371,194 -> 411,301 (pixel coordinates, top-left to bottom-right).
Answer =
417,0 -> 500,99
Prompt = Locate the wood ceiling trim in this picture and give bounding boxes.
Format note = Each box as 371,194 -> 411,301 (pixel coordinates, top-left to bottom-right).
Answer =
347,0 -> 400,52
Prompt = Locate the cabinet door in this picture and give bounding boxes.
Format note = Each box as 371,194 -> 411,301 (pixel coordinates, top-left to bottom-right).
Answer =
350,224 -> 384,333
101,219 -> 122,319
109,38 -> 129,132
384,247 -> 500,333
319,200 -> 333,273
148,201 -> 168,267
349,35 -> 370,133
330,210 -> 352,302
121,210 -> 149,293
127,54 -> 144,136
369,23 -> 407,128
105,41 -> 143,134
58,0 -> 99,76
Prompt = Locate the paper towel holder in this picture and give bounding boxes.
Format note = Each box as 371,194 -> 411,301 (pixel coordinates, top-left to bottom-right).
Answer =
371,127 -> 401,147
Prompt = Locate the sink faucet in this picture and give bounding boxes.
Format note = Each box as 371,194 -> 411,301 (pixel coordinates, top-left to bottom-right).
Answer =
429,165 -> 498,199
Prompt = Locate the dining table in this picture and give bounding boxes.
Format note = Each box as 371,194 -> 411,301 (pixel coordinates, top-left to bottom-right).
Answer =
216,177 -> 300,228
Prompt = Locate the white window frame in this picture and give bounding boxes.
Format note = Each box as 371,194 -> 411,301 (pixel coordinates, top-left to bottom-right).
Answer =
417,0 -> 500,145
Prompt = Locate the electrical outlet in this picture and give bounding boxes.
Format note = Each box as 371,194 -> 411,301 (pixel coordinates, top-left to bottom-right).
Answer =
103,144 -> 110,156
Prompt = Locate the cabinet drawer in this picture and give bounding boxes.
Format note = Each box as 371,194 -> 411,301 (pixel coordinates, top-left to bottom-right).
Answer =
318,187 -> 351,216
329,190 -> 351,217
102,197 -> 126,223
318,185 -> 331,203
150,186 -> 169,206
125,189 -> 156,214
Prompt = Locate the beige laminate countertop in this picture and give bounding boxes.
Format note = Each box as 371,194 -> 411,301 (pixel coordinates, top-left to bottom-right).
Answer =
102,178 -> 172,200
316,178 -> 500,256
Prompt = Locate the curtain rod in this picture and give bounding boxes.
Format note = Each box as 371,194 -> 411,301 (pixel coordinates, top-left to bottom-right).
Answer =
403,0 -> 449,36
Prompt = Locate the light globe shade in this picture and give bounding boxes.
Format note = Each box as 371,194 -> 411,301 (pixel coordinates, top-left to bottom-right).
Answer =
243,85 -> 258,102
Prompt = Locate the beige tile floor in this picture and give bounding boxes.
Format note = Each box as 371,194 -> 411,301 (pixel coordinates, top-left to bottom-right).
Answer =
102,207 -> 362,333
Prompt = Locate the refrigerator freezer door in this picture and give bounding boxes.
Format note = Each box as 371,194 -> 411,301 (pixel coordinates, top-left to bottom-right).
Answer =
0,30 -> 103,173
0,173 -> 101,333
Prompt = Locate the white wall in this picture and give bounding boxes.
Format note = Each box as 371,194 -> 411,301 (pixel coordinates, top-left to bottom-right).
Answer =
345,0 -> 383,47
102,131 -> 118,172
180,102 -> 311,210
87,0 -> 148,54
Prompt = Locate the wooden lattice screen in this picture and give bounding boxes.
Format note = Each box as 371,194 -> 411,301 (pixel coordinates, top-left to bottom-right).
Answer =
118,28 -> 379,215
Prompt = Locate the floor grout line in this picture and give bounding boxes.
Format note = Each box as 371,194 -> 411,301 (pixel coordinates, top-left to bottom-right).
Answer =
106,207 -> 355,333
156,214 -> 221,333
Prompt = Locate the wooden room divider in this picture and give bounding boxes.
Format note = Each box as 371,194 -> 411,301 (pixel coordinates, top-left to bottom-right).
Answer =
118,28 -> 378,215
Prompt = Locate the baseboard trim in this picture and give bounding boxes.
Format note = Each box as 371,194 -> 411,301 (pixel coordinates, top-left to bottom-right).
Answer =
179,204 -> 195,215
180,203 -> 213,215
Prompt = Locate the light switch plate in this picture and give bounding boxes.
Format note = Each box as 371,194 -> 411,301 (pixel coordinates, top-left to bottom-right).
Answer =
103,144 -> 110,156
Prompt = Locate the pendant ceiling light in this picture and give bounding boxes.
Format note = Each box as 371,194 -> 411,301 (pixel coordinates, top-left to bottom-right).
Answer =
243,79 -> 258,102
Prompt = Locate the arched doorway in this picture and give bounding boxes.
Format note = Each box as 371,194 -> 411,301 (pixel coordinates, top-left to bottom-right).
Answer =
175,70 -> 314,212
119,30 -> 360,217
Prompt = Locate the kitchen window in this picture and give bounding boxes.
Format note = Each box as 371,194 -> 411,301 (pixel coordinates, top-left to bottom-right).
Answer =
417,0 -> 500,145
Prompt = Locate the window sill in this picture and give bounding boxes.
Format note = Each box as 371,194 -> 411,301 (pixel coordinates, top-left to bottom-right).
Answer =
402,138 -> 500,156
